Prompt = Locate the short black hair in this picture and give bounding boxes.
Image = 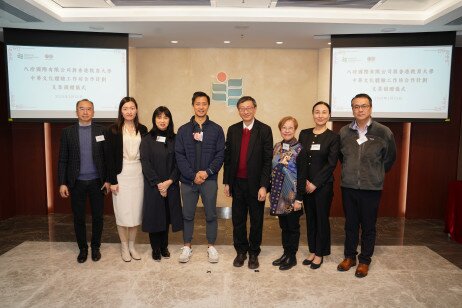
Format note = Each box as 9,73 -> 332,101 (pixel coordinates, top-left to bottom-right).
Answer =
351,93 -> 372,107
236,96 -> 257,108
312,101 -> 331,114
191,91 -> 210,105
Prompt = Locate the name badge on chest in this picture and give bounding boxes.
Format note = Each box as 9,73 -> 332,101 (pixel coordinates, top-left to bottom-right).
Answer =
156,136 -> 166,143
193,132 -> 203,142
95,135 -> 105,142
357,135 -> 368,145
310,144 -> 320,151
282,143 -> 290,151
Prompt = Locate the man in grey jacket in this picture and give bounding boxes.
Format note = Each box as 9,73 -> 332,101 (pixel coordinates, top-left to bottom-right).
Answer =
337,93 -> 396,278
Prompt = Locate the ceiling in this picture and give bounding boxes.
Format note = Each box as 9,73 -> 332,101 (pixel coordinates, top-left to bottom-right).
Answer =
1,0 -> 462,48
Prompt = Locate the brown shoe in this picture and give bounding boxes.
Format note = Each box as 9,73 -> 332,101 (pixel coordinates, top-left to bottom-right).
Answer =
337,258 -> 357,271
355,263 -> 369,278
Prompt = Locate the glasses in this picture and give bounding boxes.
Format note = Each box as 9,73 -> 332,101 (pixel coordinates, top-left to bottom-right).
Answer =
352,104 -> 371,110
238,106 -> 255,112
78,107 -> 93,112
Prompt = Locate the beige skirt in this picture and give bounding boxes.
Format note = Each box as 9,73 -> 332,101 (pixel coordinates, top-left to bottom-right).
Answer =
112,160 -> 144,227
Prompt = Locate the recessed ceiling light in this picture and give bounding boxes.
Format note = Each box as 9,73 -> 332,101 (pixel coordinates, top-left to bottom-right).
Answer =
381,28 -> 396,33
224,40 -> 231,44
313,35 -> 331,40
170,40 -> 178,44
328,42 -> 331,45
276,41 -> 283,45
89,26 -> 104,31
129,33 -> 143,39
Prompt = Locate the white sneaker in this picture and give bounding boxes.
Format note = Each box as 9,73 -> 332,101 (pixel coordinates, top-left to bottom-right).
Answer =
179,246 -> 192,263
207,246 -> 219,263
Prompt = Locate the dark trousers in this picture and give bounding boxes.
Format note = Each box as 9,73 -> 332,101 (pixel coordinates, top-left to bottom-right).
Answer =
303,182 -> 333,256
278,211 -> 302,255
232,178 -> 265,256
342,187 -> 382,265
149,232 -> 169,251
149,199 -> 170,250
70,179 -> 105,250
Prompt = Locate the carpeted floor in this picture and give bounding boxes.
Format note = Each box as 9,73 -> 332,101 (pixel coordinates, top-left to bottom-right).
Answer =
1,242 -> 461,307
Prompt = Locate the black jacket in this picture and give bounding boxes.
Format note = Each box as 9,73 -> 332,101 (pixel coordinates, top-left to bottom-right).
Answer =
105,124 -> 148,185
58,123 -> 108,188
140,133 -> 183,233
223,119 -> 273,197
298,128 -> 340,188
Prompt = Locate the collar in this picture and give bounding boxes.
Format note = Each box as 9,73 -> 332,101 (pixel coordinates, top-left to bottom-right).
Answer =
78,121 -> 92,127
282,137 -> 298,147
350,118 -> 372,131
242,119 -> 255,130
190,115 -> 209,127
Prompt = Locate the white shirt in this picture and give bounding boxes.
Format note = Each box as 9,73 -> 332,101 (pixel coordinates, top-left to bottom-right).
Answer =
242,119 -> 255,131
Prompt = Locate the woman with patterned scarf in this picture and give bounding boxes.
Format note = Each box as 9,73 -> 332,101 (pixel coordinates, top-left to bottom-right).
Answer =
270,116 -> 306,271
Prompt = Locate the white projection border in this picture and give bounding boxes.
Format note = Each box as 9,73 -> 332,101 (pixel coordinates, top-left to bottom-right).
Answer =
331,45 -> 452,120
7,45 -> 127,119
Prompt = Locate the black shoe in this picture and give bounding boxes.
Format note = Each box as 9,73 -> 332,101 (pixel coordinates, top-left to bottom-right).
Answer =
77,249 -> 88,263
279,255 -> 297,271
160,248 -> 170,259
152,249 -> 161,262
233,253 -> 247,267
302,256 -> 314,266
310,257 -> 323,269
248,254 -> 259,269
91,248 -> 101,262
272,254 -> 288,266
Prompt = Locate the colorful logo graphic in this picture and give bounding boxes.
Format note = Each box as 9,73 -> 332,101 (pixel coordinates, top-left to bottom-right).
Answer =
211,72 -> 243,106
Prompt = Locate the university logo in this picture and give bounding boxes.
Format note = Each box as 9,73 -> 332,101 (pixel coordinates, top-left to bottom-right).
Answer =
211,72 -> 243,106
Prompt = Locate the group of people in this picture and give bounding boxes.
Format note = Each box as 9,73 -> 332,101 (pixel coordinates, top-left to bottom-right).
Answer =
58,91 -> 396,278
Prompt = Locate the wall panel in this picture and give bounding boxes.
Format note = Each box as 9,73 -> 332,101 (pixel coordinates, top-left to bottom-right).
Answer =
406,48 -> 462,219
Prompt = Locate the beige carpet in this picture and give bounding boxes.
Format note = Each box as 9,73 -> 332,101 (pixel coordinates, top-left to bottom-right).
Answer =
0,242 -> 461,307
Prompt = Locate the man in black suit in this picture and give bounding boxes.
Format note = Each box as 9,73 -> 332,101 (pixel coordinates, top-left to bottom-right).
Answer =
58,99 -> 110,263
224,96 -> 273,269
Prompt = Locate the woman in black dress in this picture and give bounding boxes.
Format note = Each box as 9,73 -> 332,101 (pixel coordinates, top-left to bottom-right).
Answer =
298,101 -> 339,269
140,106 -> 183,261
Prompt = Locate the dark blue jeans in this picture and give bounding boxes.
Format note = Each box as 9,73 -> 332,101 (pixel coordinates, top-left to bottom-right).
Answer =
181,180 -> 218,244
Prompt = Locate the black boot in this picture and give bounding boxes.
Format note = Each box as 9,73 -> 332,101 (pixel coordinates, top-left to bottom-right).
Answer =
160,247 -> 170,259
152,248 -> 161,262
272,253 -> 288,266
77,248 -> 88,263
279,254 -> 297,270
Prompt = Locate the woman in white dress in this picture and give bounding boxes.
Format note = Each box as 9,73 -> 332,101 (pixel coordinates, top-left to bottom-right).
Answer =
106,97 -> 148,262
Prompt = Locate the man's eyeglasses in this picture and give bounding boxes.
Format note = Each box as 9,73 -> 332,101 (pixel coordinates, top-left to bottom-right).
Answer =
352,104 -> 371,110
238,106 -> 255,112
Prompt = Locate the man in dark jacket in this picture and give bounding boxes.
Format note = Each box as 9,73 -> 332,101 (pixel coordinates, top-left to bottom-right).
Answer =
223,96 -> 273,269
337,93 -> 396,278
175,91 -> 225,263
58,99 -> 110,263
